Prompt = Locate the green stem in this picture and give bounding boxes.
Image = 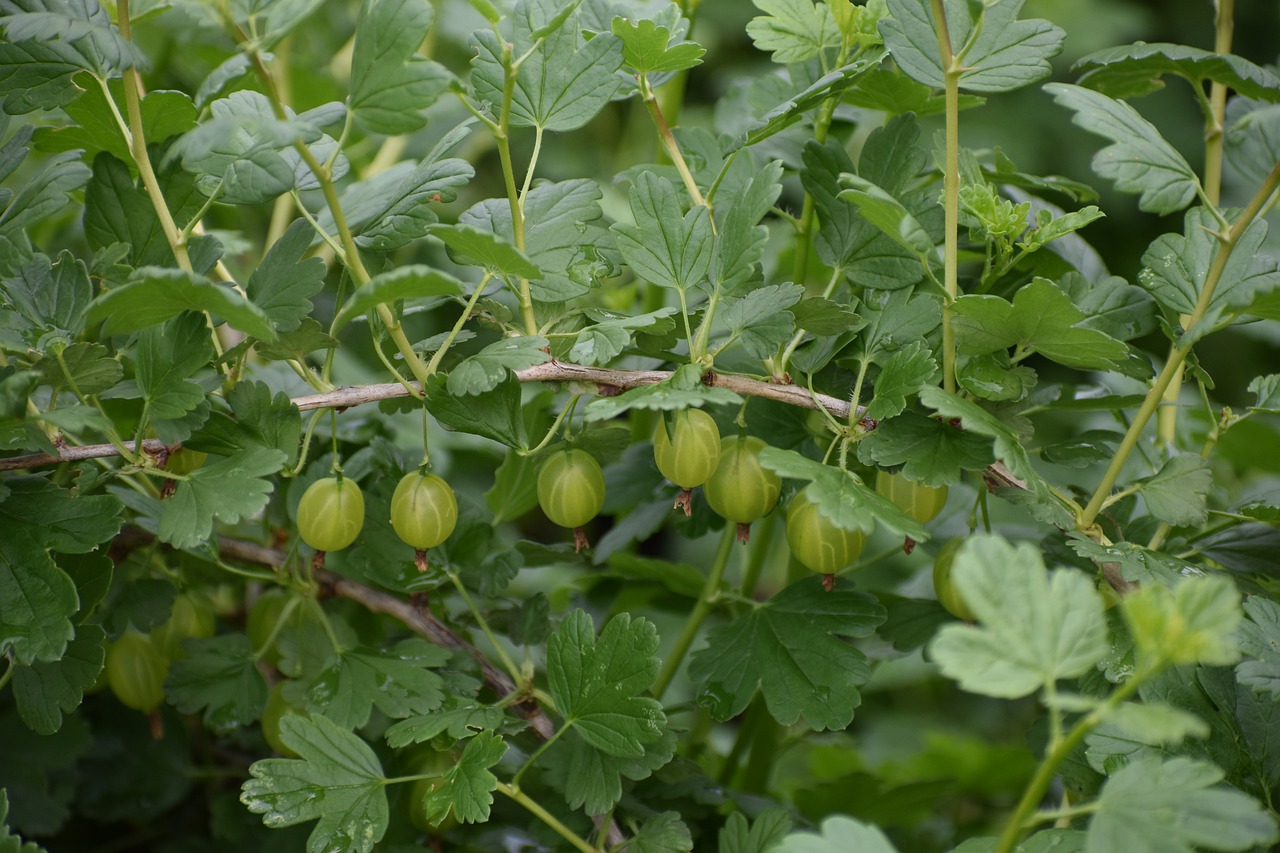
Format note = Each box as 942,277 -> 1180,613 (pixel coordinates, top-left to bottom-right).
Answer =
652,524 -> 737,699
520,395 -> 581,456
1079,158 -> 1280,530
510,723 -> 569,789
641,76 -> 708,212
447,571 -> 521,682
994,671 -> 1149,853
742,698 -> 781,794
930,0 -> 961,395
427,274 -> 493,376
496,783 -> 597,853
495,45 -> 539,337
777,267 -> 842,378
736,512 -> 776,603
0,660 -> 12,693
250,595 -> 302,662
788,96 -> 839,292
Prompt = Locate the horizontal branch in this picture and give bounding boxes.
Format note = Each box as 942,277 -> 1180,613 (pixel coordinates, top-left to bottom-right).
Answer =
1,360 -> 861,471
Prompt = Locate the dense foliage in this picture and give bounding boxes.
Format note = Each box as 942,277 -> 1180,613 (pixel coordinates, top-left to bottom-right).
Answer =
1,0 -> 1279,851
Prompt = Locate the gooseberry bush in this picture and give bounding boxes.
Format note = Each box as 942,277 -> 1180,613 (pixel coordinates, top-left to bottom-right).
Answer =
3,0 -> 1280,850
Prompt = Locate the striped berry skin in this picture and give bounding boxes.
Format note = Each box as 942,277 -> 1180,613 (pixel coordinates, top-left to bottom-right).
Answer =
786,487 -> 868,575
704,436 -> 781,525
297,477 -> 365,552
106,630 -> 168,713
537,449 -> 606,530
390,471 -> 458,550
875,470 -> 948,524
653,408 -> 721,489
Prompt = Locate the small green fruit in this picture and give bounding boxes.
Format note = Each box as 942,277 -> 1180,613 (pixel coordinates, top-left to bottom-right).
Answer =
932,538 -> 975,621
390,471 -> 458,550
106,631 -> 168,713
786,487 -> 867,575
876,470 -> 948,524
164,447 -> 208,476
653,408 -> 721,489
705,436 -> 781,526
537,449 -> 606,530
296,476 -> 365,552
261,680 -> 308,757
152,592 -> 215,660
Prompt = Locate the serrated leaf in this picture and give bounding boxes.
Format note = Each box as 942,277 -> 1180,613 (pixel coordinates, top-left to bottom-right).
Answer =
611,16 -> 705,74
929,535 -> 1107,698
547,610 -> 664,757
427,222 -> 542,279
445,335 -> 550,397
713,159 -> 783,295
919,386 -> 1069,525
856,410 -> 993,485
240,714 -> 389,853
1057,271 -> 1157,342
955,350 -> 1036,402
723,282 -> 802,359
1073,42 -> 1280,103
305,639 -> 448,729
1139,454 -> 1212,527
383,702 -> 506,748
165,633 -> 267,729
37,342 -> 121,397
461,178 -> 616,302
323,156 -> 473,252
471,0 -> 623,130
613,171 -> 713,294
1247,375 -> 1280,413
0,788 -> 46,853
790,297 -> 862,334
584,363 -> 743,421
134,314 -> 212,444
188,379 -> 301,465
746,0 -> 839,65
0,149 -> 91,274
881,0 -> 1063,94
34,83 -> 195,166
246,219 -> 326,333
951,277 -> 1128,370
332,266 -> 463,330
548,724 -> 676,814
570,307 -> 678,365
865,341 -> 935,420
1089,757 -> 1278,853
1104,702 -> 1210,746
158,447 -> 287,549
1046,83 -> 1199,215
349,0 -> 450,135
758,447 -> 927,540
1123,575 -> 1242,668
719,809 -> 793,853
89,267 -> 276,340
1236,597 -> 1280,697
1,250 -> 92,342
689,576 -> 885,730
731,54 -> 884,152
1139,209 -> 1280,344
422,729 -> 506,825
838,172 -> 934,255
11,624 -> 104,735
254,317 -> 339,362
773,815 -> 898,853
426,373 -> 526,447
630,812 -> 692,853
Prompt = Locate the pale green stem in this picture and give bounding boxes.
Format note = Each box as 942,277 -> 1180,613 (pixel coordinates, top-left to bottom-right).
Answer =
426,273 -> 493,376
652,524 -> 737,699
447,571 -> 521,682
496,783 -> 597,853
929,0 -> 961,395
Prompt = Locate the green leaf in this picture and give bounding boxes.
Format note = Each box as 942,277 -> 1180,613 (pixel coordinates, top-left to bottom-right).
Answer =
426,373 -> 527,447
446,336 -> 550,397
838,172 -> 934,255
158,447 -> 288,549
1236,596 -> 1280,697
1225,97 -> 1280,186
135,314 -> 212,444
1073,42 -> 1280,103
758,447 -> 927,540
0,789 -> 46,853
189,380 -> 302,466
34,83 -> 194,172
955,350 -> 1036,402
471,0 -> 624,131
613,171 -> 714,294
422,729 -> 506,825
854,288 -> 941,363
349,0 -> 450,135
241,714 -> 390,853
1123,575 -> 1242,668
460,179 -> 616,302
791,297 -> 862,335
37,342 -> 122,397
0,149 -> 91,274
543,720 -> 675,813
1103,702 -> 1210,747
11,624 -> 104,735
246,219 -> 327,333
1088,757 -> 1278,853
918,386 -> 1069,525
951,278 -> 1128,370
713,160 -> 783,295
486,450 -> 540,523
880,0 -> 1063,93
856,410 -> 993,486
0,251 -> 93,342
331,266 -> 463,331
689,576 -> 885,730
427,222 -> 542,280
928,535 -> 1108,698
306,639 -> 448,729
746,0 -> 839,65
731,54 -> 885,152
254,317 -> 339,362
324,156 -> 473,252
630,812 -> 693,853
1057,271 -> 1158,342
570,307 -> 678,365
165,634 -> 267,730
1138,454 -> 1212,527
773,815 -> 899,853
547,610 -> 664,757
1247,375 -> 1280,414
723,283 -> 802,359
584,363 -> 743,421
611,17 -> 705,74
865,341 -> 935,421
1139,209 -> 1280,343
89,267 -> 276,340
1046,83 -> 1200,215
383,702 -> 506,747
718,810 -> 793,853
0,0 -> 145,114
